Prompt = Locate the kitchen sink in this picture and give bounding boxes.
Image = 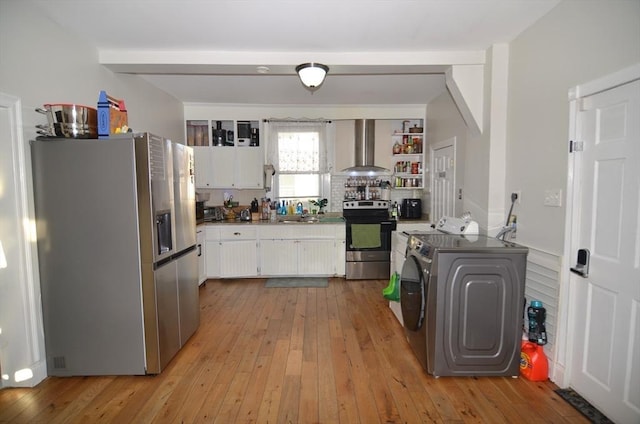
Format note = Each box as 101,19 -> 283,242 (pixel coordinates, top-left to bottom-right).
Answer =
277,215 -> 320,224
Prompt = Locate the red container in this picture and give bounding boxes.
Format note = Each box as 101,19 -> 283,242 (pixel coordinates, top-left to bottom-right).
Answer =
520,341 -> 548,381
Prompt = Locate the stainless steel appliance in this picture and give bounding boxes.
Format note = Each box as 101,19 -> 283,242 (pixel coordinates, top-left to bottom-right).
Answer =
31,133 -> 199,376
196,201 -> 205,223
341,119 -> 390,174
400,216 -> 528,377
401,198 -> 422,219
213,120 -> 226,146
250,127 -> 259,146
343,200 -> 396,279
237,120 -> 251,146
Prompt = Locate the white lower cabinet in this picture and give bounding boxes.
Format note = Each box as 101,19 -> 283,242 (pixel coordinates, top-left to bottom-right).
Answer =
336,239 -> 346,276
203,223 -> 345,278
259,240 -> 298,276
391,231 -> 409,277
298,240 -> 336,275
218,226 -> 258,278
204,227 -> 221,278
258,224 -> 344,277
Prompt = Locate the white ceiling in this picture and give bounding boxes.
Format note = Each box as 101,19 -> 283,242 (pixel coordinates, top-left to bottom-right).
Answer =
33,0 -> 561,105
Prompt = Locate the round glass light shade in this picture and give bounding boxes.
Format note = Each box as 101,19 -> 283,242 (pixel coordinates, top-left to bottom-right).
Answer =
296,63 -> 329,89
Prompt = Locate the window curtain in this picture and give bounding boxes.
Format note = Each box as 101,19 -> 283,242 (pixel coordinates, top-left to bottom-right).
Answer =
264,119 -> 335,174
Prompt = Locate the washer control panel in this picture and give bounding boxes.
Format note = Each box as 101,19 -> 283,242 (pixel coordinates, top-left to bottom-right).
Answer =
435,216 -> 479,235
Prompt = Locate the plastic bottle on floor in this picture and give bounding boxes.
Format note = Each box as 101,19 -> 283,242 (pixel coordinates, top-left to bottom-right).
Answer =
520,340 -> 548,381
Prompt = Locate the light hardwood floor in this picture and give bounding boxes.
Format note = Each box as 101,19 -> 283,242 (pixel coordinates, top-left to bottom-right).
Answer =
1,278 -> 586,423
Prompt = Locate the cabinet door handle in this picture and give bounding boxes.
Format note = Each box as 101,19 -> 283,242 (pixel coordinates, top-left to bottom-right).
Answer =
234,232 -> 241,236
197,244 -> 202,257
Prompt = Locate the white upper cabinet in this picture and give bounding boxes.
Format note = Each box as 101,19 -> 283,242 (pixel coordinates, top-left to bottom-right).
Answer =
186,119 -> 263,189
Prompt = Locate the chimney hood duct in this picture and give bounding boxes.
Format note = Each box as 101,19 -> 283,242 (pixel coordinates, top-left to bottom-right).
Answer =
341,119 -> 391,175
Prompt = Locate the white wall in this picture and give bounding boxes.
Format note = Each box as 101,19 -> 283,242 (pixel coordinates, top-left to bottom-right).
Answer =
0,1 -> 184,387
0,3 -> 184,142
429,45 -> 510,232
426,91 -> 470,217
506,0 -> 640,381
506,0 -> 640,254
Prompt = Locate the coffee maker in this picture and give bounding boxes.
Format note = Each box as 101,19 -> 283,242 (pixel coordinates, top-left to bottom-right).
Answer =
401,198 -> 422,219
212,121 -> 226,146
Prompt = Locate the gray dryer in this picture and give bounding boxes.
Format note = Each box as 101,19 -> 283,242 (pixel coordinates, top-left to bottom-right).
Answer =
400,233 -> 528,377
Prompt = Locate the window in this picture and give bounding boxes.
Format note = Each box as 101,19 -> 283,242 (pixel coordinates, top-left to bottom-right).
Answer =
265,120 -> 333,204
277,131 -> 320,201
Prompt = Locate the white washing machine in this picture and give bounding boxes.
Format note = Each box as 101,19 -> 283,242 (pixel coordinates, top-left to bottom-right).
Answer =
400,216 -> 528,377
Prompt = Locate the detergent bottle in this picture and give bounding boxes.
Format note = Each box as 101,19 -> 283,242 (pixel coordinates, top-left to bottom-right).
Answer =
527,300 -> 548,345
521,300 -> 549,381
520,341 -> 548,381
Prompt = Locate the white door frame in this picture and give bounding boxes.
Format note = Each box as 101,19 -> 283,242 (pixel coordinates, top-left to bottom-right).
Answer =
555,63 -> 640,387
0,93 -> 47,387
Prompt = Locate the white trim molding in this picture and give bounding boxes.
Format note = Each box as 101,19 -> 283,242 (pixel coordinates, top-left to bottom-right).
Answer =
0,93 -> 47,387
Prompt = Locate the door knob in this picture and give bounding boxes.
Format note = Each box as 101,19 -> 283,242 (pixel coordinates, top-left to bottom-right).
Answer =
570,248 -> 590,278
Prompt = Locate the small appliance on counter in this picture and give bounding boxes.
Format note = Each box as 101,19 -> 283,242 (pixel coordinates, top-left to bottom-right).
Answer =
401,198 -> 422,219
239,208 -> 251,222
204,206 -> 224,221
196,201 -> 205,223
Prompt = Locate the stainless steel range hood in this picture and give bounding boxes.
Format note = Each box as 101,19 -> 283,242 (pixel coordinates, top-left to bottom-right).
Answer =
341,119 -> 391,175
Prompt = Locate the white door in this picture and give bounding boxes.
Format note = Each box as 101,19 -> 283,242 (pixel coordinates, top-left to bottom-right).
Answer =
569,78 -> 640,424
431,138 -> 456,222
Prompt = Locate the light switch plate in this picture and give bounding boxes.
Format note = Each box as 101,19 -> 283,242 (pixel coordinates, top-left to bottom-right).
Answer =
544,189 -> 563,207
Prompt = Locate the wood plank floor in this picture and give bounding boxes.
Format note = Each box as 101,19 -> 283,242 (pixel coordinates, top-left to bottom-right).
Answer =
0,278 -> 587,423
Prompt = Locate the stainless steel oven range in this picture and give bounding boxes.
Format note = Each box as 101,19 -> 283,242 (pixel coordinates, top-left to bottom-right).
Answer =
343,200 -> 397,279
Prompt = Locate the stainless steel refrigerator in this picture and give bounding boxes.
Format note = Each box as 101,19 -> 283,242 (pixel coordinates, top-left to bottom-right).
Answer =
31,133 -> 199,376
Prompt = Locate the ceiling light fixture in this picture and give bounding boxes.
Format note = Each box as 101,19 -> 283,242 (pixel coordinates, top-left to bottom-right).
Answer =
295,63 -> 329,90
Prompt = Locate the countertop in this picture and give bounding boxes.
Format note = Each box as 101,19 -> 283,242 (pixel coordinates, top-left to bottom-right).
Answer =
198,216 -> 431,226
197,213 -> 345,226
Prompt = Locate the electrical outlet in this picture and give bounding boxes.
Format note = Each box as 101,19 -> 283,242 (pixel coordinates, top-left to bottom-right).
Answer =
513,191 -> 521,204
544,189 -> 563,207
